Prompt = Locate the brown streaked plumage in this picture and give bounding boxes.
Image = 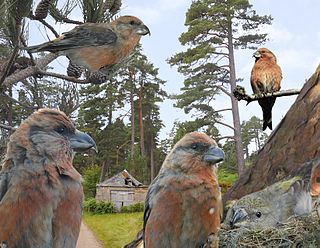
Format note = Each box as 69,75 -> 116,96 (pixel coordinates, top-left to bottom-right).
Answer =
142,132 -> 224,248
251,47 -> 282,130
0,108 -> 97,248
25,16 -> 150,73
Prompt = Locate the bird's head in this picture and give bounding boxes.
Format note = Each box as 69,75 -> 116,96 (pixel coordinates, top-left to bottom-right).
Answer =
253,48 -> 277,63
162,132 -> 224,173
225,196 -> 274,230
6,108 -> 97,181
112,15 -> 150,38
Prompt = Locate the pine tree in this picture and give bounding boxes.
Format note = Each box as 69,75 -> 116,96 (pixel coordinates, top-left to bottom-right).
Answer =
169,0 -> 272,175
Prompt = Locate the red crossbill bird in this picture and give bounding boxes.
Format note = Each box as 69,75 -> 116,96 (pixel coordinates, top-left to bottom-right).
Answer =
143,132 -> 224,248
0,108 -> 97,248
25,16 -> 150,74
251,48 -> 282,130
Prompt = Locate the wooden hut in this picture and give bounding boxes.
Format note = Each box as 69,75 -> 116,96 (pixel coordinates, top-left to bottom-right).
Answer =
96,169 -> 148,210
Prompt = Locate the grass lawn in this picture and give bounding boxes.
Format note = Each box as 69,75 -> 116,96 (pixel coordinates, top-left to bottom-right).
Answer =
83,212 -> 143,248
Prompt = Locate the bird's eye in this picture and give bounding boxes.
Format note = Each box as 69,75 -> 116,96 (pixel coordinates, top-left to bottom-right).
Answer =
256,211 -> 262,218
191,144 -> 198,150
55,127 -> 66,134
129,20 -> 136,25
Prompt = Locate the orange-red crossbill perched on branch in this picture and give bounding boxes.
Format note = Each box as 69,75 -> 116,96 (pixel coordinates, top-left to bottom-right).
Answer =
0,108 -> 97,248
25,16 -> 150,74
143,132 -> 224,248
251,48 -> 282,130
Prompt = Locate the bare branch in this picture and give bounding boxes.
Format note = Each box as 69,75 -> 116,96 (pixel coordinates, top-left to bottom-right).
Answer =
2,53 -> 58,90
29,14 -> 59,38
215,120 -> 235,131
216,136 -> 234,141
214,85 -> 232,97
0,124 -> 16,131
39,70 -> 90,84
233,85 -> 301,104
214,108 -> 232,113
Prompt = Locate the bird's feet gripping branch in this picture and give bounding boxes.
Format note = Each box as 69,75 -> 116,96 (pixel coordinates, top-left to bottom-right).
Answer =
0,108 -> 97,248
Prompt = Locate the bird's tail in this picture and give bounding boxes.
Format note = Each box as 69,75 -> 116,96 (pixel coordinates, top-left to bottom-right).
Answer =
259,97 -> 276,131
124,229 -> 144,248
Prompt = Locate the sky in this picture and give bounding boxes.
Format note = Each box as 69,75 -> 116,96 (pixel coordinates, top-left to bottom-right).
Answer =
28,0 -> 320,141
120,0 -> 320,140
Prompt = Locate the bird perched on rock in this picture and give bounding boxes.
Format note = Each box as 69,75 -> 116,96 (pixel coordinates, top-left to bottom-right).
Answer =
0,108 -> 97,248
223,177 -> 312,230
142,132 -> 224,248
25,16 -> 150,77
251,47 -> 282,130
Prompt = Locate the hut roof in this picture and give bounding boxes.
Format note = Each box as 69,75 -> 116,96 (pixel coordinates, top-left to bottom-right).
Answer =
97,169 -> 145,187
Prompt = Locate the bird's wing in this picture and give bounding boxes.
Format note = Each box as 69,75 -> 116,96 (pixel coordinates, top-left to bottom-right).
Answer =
0,159 -> 13,201
26,23 -> 118,52
143,174 -> 164,238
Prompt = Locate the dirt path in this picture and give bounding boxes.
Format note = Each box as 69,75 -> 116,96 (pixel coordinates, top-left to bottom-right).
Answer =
76,222 -> 103,248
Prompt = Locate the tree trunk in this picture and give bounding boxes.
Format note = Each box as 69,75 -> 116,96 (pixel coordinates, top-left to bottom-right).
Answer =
138,86 -> 145,156
150,131 -> 155,181
223,65 -> 320,202
227,21 -> 245,175
129,69 -> 135,157
99,160 -> 109,183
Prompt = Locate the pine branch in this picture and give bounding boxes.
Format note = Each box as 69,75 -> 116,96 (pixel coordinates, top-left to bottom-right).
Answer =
215,120 -> 235,131
2,53 -> 58,91
1,92 -> 38,110
0,123 -> 16,131
0,45 -> 19,89
233,85 -> 301,105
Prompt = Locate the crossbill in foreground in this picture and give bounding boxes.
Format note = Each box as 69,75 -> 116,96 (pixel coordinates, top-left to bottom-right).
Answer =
223,177 -> 312,230
0,108 -> 97,248
251,47 -> 282,130
25,16 -> 150,75
143,132 -> 224,248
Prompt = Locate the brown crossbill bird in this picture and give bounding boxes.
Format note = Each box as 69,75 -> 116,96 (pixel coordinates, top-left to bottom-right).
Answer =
251,47 -> 282,130
25,16 -> 150,74
143,132 -> 224,248
223,178 -> 312,230
0,108 -> 97,248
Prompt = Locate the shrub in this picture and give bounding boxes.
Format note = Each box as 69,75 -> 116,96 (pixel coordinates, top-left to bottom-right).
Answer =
83,198 -> 115,214
120,202 -> 144,213
82,165 -> 101,199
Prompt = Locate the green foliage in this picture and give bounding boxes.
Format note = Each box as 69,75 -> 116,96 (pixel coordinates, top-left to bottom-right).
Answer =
220,140 -> 237,173
218,168 -> 238,193
120,202 -> 144,213
82,165 -> 101,199
83,198 -> 115,214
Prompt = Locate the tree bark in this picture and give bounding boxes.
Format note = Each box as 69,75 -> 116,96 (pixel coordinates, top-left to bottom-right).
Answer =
129,69 -> 135,157
227,20 -> 245,175
138,86 -> 145,156
99,160 -> 109,183
223,65 -> 320,203
150,131 -> 155,181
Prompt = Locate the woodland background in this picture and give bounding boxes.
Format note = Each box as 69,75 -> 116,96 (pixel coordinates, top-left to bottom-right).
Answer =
0,0 -> 317,197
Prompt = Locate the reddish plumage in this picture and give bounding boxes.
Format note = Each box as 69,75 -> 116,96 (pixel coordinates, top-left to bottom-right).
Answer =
310,160 -> 320,197
0,109 -> 96,248
25,16 -> 150,73
250,47 -> 282,130
143,132 -> 224,248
